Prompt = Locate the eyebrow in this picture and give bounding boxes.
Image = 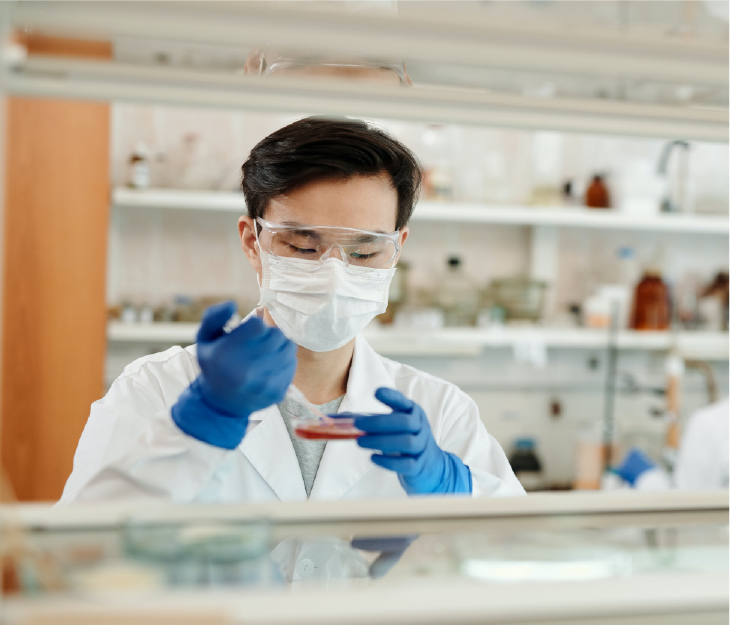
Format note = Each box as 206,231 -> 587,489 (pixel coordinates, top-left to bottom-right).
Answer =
289,228 -> 322,239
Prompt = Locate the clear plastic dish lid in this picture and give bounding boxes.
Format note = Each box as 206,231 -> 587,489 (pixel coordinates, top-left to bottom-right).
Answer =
287,384 -> 363,440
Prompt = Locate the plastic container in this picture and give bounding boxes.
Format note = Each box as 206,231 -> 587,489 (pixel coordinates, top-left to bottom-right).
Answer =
583,285 -> 631,329
488,278 -> 547,322
508,438 -> 543,492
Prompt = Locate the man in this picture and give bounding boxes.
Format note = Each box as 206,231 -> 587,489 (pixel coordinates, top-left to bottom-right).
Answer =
616,397 -> 729,491
61,117 -> 524,504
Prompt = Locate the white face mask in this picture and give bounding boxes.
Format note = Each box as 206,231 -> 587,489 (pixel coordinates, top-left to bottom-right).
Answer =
256,247 -> 396,352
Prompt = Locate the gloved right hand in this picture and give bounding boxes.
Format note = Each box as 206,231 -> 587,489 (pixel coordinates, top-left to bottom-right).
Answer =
171,300 -> 297,449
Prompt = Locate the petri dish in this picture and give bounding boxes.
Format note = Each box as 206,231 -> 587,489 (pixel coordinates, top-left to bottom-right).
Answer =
292,416 -> 363,440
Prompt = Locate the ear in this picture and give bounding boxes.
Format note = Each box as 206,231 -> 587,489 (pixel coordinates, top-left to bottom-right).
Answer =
394,226 -> 409,265
239,216 -> 261,277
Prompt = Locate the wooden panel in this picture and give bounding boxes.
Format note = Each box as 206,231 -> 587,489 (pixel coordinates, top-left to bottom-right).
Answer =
16,33 -> 113,59
1,36 -> 111,501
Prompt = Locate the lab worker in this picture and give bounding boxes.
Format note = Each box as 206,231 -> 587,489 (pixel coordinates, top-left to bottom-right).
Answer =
61,117 -> 524,505
616,397 -> 729,490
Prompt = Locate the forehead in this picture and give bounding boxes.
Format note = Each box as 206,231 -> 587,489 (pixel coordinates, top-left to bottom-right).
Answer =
263,174 -> 398,232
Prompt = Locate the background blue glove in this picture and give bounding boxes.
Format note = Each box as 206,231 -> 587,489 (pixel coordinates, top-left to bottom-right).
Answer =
172,300 -> 297,449
351,388 -> 472,495
350,535 -> 418,580
615,447 -> 656,486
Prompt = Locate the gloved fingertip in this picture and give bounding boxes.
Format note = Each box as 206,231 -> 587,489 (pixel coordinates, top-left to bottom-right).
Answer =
197,300 -> 238,342
352,415 -> 370,431
230,315 -> 267,342
375,387 -> 414,412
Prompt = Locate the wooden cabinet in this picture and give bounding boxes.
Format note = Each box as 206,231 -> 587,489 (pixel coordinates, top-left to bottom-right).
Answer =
1,35 -> 111,500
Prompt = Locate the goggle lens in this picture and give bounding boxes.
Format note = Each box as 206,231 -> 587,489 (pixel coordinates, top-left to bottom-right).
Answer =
258,223 -> 398,268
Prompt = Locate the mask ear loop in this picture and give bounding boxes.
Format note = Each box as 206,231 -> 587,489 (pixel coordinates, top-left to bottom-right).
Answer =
253,219 -> 265,288
253,218 -> 265,255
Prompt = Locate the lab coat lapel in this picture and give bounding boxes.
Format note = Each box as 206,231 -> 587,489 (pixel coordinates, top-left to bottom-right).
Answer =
239,405 -> 307,501
237,307 -> 306,501
309,334 -> 395,501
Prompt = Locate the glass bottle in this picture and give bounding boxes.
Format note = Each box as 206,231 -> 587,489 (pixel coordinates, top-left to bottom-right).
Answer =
436,256 -> 479,327
585,174 -> 611,209
127,141 -> 150,189
630,270 -> 671,330
419,124 -> 454,202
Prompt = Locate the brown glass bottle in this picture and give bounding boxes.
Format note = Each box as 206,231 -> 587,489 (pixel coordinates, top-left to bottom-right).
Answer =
630,271 -> 671,330
585,174 -> 610,209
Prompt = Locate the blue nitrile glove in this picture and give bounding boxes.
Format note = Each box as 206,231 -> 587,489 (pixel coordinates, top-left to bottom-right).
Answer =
349,388 -> 472,495
171,300 -> 297,449
616,447 -> 656,486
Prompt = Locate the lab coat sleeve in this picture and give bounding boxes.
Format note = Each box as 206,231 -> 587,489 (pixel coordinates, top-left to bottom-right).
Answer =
438,398 -> 526,497
60,351 -> 231,504
634,467 -> 672,491
674,399 -> 729,490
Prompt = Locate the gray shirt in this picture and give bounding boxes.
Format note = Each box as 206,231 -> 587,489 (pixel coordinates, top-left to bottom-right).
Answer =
278,394 -> 345,497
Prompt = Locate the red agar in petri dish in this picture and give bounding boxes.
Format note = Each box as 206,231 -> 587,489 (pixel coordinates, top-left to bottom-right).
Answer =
294,421 -> 363,440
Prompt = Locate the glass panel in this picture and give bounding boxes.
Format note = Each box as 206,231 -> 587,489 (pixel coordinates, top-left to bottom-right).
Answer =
9,508 -> 727,595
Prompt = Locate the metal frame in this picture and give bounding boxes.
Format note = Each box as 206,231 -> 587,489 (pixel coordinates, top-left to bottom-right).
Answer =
9,1 -> 728,84
7,56 -> 728,141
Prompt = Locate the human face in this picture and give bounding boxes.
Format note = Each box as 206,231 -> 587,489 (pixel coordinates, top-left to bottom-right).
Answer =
239,173 -> 409,280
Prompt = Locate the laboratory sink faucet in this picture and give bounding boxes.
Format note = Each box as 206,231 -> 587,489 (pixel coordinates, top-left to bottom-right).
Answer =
657,140 -> 690,213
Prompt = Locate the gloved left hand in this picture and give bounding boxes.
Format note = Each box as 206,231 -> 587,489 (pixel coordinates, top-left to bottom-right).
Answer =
616,447 -> 656,486
350,388 -> 472,495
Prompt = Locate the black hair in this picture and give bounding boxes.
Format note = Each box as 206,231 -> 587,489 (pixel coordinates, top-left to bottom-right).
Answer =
241,116 -> 422,230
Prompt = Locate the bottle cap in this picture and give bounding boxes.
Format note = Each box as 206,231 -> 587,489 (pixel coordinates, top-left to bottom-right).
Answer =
514,437 -> 535,450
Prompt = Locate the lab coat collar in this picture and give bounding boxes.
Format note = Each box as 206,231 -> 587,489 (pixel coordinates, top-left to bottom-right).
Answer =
309,333 -> 394,500
239,308 -> 394,501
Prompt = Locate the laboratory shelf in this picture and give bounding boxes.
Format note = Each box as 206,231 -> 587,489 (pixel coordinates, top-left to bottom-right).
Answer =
112,188 -> 728,235
108,321 -> 199,344
413,202 -> 729,234
107,321 -> 728,360
113,187 -> 246,212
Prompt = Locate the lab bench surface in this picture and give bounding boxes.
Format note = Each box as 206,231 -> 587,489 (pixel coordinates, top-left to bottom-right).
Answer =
1,491 -> 728,625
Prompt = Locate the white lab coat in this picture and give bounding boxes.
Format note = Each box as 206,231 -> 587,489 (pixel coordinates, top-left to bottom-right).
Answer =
61,315 -> 525,504
636,398 -> 729,491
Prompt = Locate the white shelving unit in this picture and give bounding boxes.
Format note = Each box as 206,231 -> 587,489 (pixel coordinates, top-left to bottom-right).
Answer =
110,188 -> 729,362
112,188 -> 729,235
107,322 -> 728,361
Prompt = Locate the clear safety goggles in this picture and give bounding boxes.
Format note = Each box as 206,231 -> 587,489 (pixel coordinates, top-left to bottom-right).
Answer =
255,217 -> 400,269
